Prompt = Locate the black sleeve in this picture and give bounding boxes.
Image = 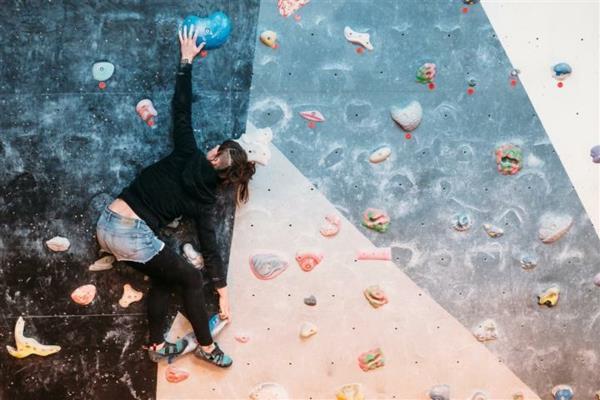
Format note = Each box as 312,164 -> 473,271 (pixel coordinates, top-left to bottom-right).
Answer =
194,205 -> 227,289
171,63 -> 198,158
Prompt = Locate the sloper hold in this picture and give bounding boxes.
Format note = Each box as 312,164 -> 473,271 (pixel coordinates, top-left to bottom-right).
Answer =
6,317 -> 61,358
429,385 -> 450,400
538,213 -> 573,244
70,284 -> 97,306
344,27 -> 374,50
357,347 -> 384,371
335,383 -> 365,400
591,145 -> 600,163
46,236 -> 70,252
119,284 -> 143,308
89,255 -> 115,271
249,252 -> 289,280
249,382 -> 289,400
92,61 -> 115,81
390,101 -> 423,132
552,63 -> 572,81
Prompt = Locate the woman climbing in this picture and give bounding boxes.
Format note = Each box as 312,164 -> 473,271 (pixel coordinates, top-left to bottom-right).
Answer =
95,25 -> 256,367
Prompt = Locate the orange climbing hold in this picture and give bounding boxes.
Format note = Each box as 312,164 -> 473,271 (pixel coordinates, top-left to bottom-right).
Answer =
357,347 -> 385,371
70,284 -> 97,306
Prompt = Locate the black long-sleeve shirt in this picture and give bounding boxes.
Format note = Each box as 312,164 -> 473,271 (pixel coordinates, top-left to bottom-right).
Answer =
118,63 -> 227,288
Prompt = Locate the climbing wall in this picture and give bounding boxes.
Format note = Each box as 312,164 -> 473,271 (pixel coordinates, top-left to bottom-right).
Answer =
0,1 -> 259,398
158,0 -> 600,399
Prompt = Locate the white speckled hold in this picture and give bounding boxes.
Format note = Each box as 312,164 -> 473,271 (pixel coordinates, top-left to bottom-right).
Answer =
369,146 -> 392,163
473,319 -> 498,342
249,382 -> 289,400
89,255 -> 115,271
344,26 -> 374,50
538,213 -> 573,244
46,236 -> 70,252
390,101 -> 423,132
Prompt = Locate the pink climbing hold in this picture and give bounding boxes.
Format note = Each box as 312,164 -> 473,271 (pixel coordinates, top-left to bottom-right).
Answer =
320,214 -> 341,237
299,110 -> 325,128
357,248 -> 391,261
295,251 -> 324,272
136,99 -> 157,127
557,82 -> 564,88
357,347 -> 385,371
165,365 -> 189,383
278,0 -> 310,17
70,284 -> 96,306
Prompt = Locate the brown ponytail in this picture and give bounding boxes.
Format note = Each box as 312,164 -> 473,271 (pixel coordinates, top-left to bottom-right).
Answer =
216,140 -> 256,204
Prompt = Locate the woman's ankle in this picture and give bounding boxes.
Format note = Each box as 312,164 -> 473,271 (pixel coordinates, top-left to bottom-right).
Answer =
200,343 -> 215,352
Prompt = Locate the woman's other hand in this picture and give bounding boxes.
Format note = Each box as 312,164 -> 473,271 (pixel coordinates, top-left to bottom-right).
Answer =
178,25 -> 205,63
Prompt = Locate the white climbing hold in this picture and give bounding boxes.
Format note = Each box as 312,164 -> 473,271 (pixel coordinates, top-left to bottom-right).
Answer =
89,255 -> 115,271
183,243 -> 204,268
92,61 -> 115,81
235,121 -> 273,165
6,317 -> 61,358
369,146 -> 391,163
46,236 -> 70,252
70,284 -> 97,306
390,101 -> 423,132
249,382 -> 289,400
299,322 -> 318,338
538,213 -> 573,244
320,214 -> 341,237
473,319 -> 498,342
118,284 -> 143,308
344,26 -> 374,50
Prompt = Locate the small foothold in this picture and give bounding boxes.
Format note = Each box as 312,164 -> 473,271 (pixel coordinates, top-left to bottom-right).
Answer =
136,99 -> 157,127
473,319 -> 498,342
89,255 -> 115,271
249,382 -> 289,400
46,236 -> 70,252
356,248 -> 391,261
405,133 -> 412,139
593,272 -> 600,287
71,284 -> 97,306
260,30 -> 278,48
363,285 -> 389,308
119,284 -> 143,308
249,252 -> 289,280
299,322 -> 318,338
429,385 -> 450,400
200,50 -> 208,58
552,385 -> 574,400
344,26 -> 374,50
538,286 -> 560,307
520,255 -> 538,270
590,145 -> 600,163
335,383 -> 365,400
235,334 -> 250,343
6,317 -> 61,359
467,87 -> 475,95
416,63 -> 436,84
92,61 -> 115,81
538,213 -> 573,244
362,208 -> 390,233
452,213 -> 471,231
552,63 -> 572,81
295,251 -> 324,272
98,81 -> 107,90
277,0 -> 310,17
299,110 -> 325,128
390,101 -> 423,132
320,214 -> 341,237
483,223 -> 504,238
428,82 -> 436,90
369,146 -> 392,163
165,365 -> 189,383
183,243 -> 204,269
357,347 -> 384,371
495,144 -> 523,175
304,295 -> 317,306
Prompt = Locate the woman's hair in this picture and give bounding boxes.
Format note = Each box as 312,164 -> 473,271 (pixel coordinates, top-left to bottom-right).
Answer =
217,140 -> 256,204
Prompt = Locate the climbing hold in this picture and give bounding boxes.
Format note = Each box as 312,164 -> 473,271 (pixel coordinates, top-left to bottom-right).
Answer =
452,213 -> 471,231
320,214 -> 341,237
70,284 -> 97,306
277,0 -> 310,17
369,146 -> 392,163
235,334 -> 250,343
520,254 -> 538,270
181,12 -> 232,50
46,236 -> 70,252
335,383 -> 365,400
429,385 -> 450,400
468,77 -> 477,87
356,247 -> 392,261
595,390 -> 600,400
249,382 -> 289,400
92,61 -> 115,82
416,63 -> 436,84
295,251 -> 324,272
299,322 -> 318,338
118,284 -> 143,308
593,273 -> 600,286
552,385 -> 574,400
483,224 -> 504,238
467,87 -> 475,95
357,347 -> 384,372
495,144 -> 523,175
510,68 -> 521,77
299,110 -> 325,129
344,27 -> 374,50
89,255 -> 115,271
363,285 -> 389,308
260,31 -> 278,49
538,286 -> 560,307
183,243 -> 204,269
136,99 -> 157,127
470,392 -> 488,400
552,63 -> 572,81
390,101 -> 423,132
463,0 -> 479,4
538,213 -> 573,244
6,317 -> 61,359
165,365 -> 189,383
304,295 -> 317,306
249,252 -> 289,280
473,319 -> 498,342
236,121 -> 274,166
590,145 -> 600,163
362,208 -> 390,233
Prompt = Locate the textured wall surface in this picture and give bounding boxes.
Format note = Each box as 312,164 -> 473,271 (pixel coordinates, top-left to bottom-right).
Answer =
247,0 -> 600,398
0,1 -> 259,398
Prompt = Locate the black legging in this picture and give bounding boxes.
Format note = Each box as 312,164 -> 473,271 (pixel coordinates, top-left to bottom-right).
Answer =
126,245 -> 212,346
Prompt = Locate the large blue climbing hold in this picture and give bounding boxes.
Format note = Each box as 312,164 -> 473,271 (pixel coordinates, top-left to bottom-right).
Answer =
182,12 -> 232,50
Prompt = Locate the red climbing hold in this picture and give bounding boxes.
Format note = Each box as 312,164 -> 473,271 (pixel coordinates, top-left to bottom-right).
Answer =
308,120 -> 316,129
405,133 -> 412,140
356,47 -> 364,54
98,82 -> 107,90
428,82 -> 436,90
200,50 -> 208,58
462,7 -> 469,13
557,82 -> 564,88
467,87 -> 475,95
510,79 -> 517,87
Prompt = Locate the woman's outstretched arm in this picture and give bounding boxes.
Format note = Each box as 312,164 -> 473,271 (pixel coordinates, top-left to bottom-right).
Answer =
172,26 -> 205,158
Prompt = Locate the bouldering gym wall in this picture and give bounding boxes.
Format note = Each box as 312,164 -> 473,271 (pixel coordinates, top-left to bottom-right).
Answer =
0,0 -> 599,399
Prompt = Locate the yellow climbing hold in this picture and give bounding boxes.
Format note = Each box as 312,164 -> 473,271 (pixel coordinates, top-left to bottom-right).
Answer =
335,383 -> 365,400
6,317 -> 61,358
538,286 -> 560,307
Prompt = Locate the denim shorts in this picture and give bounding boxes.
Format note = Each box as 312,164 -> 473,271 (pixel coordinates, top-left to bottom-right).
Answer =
96,206 -> 165,263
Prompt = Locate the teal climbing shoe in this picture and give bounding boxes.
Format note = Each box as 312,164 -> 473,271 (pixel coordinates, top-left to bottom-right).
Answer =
193,342 -> 233,368
147,338 -> 188,363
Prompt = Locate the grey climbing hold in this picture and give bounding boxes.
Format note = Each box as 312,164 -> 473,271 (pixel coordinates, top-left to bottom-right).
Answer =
452,213 -> 471,231
92,61 -> 115,81
538,213 -> 573,244
520,255 -> 538,270
483,223 -> 504,238
429,384 -> 450,400
304,295 -> 317,306
390,101 -> 423,132
590,145 -> 600,163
